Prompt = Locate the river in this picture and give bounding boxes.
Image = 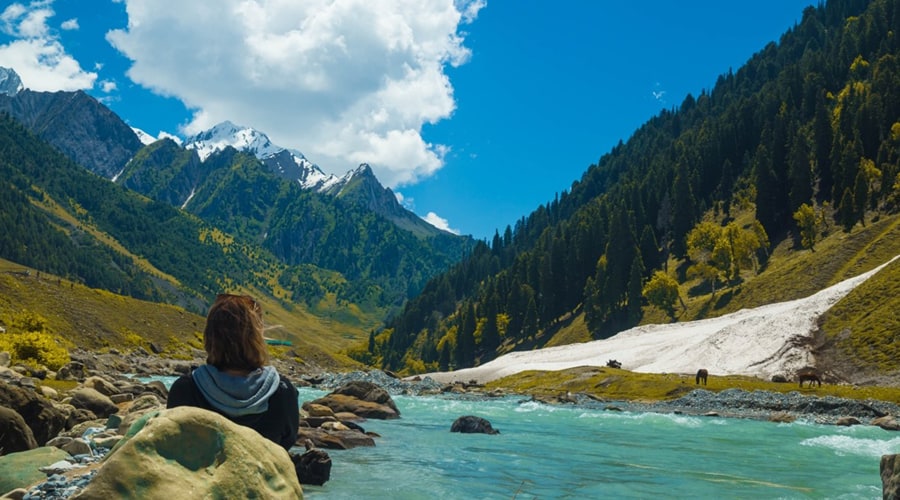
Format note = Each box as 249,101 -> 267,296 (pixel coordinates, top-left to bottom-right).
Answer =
297,387 -> 900,499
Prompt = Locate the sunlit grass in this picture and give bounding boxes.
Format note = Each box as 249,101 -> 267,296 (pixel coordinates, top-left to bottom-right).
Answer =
485,366 -> 900,405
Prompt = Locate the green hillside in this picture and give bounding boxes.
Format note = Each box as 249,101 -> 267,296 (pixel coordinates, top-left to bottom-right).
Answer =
0,257 -> 365,371
370,0 -> 900,382
0,113 -> 376,367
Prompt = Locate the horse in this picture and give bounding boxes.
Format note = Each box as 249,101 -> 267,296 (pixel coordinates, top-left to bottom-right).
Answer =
798,372 -> 822,387
695,368 -> 708,385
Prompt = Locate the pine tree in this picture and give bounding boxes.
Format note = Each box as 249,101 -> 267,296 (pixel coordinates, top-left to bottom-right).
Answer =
626,255 -> 644,325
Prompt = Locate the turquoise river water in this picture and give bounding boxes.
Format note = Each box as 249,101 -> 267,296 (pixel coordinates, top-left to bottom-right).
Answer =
293,387 -> 900,500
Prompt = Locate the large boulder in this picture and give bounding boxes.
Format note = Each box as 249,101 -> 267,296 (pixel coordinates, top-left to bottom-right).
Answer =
882,454 -> 900,499
69,388 -> 118,419
80,376 -> 119,397
0,380 -> 67,445
0,405 -> 37,454
71,407 -> 303,499
0,446 -> 72,494
450,415 -> 500,435
307,381 -> 400,420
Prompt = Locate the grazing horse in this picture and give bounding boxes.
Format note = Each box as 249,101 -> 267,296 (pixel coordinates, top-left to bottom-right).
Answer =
695,369 -> 708,385
798,372 -> 822,387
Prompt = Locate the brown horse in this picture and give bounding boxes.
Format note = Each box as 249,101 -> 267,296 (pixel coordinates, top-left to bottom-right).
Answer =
695,369 -> 708,385
798,372 -> 822,387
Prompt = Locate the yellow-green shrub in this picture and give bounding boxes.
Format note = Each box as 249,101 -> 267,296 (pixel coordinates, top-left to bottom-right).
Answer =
0,332 -> 70,370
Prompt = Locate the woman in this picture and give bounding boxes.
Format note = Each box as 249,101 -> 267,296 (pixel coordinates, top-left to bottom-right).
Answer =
167,294 -> 299,451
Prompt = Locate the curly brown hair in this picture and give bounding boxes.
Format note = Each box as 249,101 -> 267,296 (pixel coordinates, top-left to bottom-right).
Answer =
204,294 -> 269,371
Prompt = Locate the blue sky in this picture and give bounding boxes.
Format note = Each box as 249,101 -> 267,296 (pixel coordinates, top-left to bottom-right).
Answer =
0,1 -> 814,240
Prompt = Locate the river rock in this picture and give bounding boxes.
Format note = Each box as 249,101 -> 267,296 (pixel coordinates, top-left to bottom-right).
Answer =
882,454 -> 900,498
0,380 -> 67,446
308,394 -> 399,419
872,415 -> 900,431
303,403 -> 335,417
836,416 -> 861,426
142,380 -> 169,400
296,427 -> 376,449
0,406 -> 37,454
334,411 -> 363,422
0,446 -> 72,495
450,415 -> 500,434
54,361 -> 87,382
129,393 -> 163,413
39,386 -> 58,400
71,407 -> 303,499
291,447 -> 332,486
320,421 -> 350,432
314,381 -> 400,419
69,388 -> 118,419
80,376 -> 119,397
110,393 -> 133,404
45,436 -> 92,457
768,412 -> 795,423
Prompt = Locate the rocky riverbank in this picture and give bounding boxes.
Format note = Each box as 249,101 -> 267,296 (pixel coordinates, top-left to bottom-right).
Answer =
310,369 -> 900,427
4,349 -> 900,498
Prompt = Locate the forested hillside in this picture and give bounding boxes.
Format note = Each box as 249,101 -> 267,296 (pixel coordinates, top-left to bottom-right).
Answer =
368,0 -> 900,373
120,139 -> 473,311
0,113 -> 277,309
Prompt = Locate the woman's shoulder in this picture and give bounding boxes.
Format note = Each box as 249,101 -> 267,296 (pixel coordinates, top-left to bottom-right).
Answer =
275,372 -> 298,392
166,372 -> 201,408
171,371 -> 194,383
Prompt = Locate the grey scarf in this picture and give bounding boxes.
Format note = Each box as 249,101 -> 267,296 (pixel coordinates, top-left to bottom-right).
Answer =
192,364 -> 279,416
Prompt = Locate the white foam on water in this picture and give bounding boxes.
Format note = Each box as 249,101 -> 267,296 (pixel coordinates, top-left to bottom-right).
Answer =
800,434 -> 900,457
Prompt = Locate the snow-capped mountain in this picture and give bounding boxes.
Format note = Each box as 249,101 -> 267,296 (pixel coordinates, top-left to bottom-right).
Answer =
0,66 -> 23,96
132,127 -> 158,146
184,121 -> 345,192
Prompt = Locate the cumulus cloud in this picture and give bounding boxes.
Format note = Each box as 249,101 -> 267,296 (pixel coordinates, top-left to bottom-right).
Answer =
0,2 -> 96,91
106,0 -> 484,187
423,211 -> 459,234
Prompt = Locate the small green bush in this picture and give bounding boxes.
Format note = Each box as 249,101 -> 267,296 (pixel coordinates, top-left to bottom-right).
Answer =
0,331 -> 70,370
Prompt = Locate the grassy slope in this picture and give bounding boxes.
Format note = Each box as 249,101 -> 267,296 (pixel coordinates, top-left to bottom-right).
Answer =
0,258 -> 365,371
545,212 -> 900,347
509,211 -> 900,401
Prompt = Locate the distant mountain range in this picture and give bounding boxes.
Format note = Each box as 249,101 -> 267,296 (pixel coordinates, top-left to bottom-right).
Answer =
0,66 -> 474,326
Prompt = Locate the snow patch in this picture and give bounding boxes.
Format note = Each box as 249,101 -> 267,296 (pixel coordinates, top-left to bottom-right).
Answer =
421,255 -> 900,385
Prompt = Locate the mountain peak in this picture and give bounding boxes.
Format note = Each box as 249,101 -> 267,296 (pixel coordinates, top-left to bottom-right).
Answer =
0,67 -> 24,96
185,121 -> 348,192
185,121 -> 281,161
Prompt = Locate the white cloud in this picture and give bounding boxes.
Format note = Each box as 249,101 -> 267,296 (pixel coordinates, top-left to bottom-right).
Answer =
0,2 -> 96,91
60,18 -> 78,30
99,79 -> 116,92
423,211 -> 459,234
106,0 -> 484,187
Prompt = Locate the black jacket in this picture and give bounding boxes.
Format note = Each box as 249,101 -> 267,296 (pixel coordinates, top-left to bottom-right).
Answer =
167,370 -> 300,451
